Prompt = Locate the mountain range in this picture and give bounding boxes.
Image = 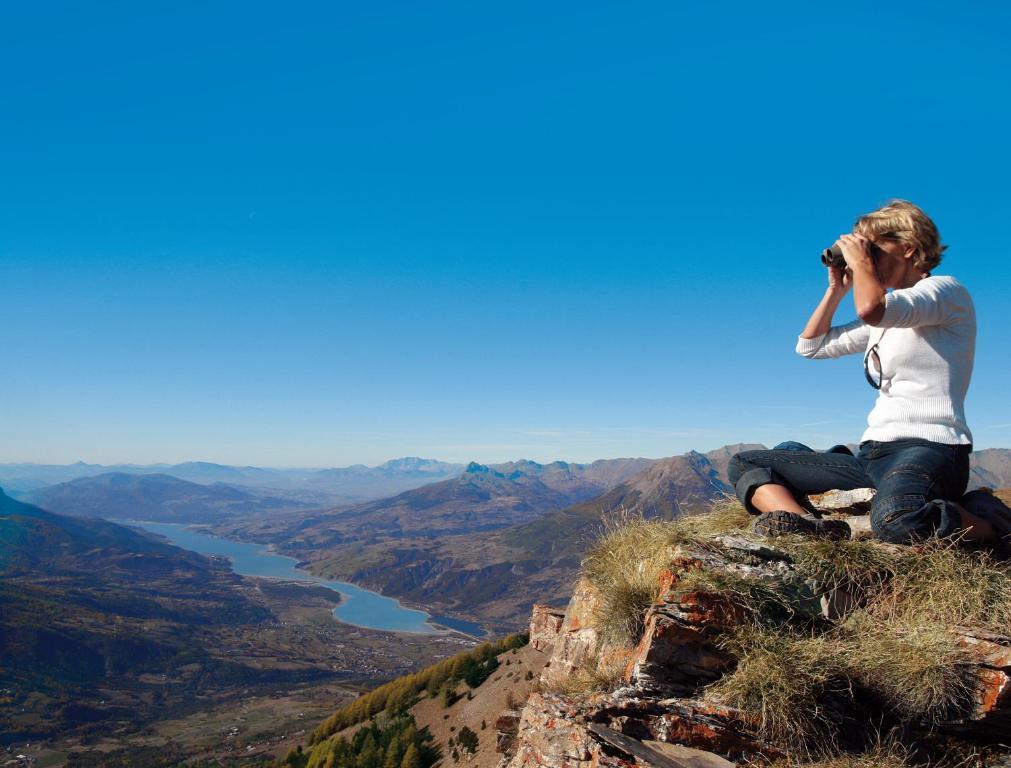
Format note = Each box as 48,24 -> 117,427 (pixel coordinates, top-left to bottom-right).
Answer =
0,456 -> 464,505
20,472 -> 316,523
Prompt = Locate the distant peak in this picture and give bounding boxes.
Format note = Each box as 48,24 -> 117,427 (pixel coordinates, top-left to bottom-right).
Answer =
379,456 -> 448,472
465,461 -> 490,473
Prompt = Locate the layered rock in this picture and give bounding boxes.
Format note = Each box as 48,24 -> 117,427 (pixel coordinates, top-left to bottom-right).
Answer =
530,604 -> 567,652
502,520 -> 1011,767
539,579 -> 604,689
506,691 -> 769,768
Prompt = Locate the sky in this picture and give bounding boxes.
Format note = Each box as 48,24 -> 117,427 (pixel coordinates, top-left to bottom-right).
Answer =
2,1 -> 1010,467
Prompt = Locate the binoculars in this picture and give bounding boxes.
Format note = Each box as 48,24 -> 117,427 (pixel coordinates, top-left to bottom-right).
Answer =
822,240 -> 888,269
821,245 -> 846,269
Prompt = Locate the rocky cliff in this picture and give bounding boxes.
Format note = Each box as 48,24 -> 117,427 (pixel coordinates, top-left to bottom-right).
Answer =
495,493 -> 1011,768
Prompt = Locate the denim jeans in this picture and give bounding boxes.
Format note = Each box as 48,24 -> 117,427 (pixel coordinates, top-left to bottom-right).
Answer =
727,439 -> 972,544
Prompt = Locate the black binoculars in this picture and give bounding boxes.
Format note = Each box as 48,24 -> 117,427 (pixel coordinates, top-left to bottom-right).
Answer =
821,245 -> 846,269
822,241 -> 885,269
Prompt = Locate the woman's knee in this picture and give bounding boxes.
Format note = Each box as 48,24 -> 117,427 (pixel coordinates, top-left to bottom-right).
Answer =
727,453 -> 751,486
728,451 -> 767,486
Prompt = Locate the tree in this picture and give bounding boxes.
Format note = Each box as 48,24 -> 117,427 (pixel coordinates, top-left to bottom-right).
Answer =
383,734 -> 403,768
456,726 -> 479,756
400,743 -> 421,768
440,684 -> 456,708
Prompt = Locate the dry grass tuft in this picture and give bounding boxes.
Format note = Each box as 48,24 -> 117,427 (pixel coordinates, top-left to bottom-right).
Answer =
669,494 -> 753,538
583,514 -> 678,647
764,742 -> 914,768
783,537 -> 900,597
674,567 -> 797,624
871,540 -> 1011,633
763,740 -> 983,768
548,659 -> 626,696
706,626 -> 850,753
584,498 -> 755,646
837,612 -> 976,724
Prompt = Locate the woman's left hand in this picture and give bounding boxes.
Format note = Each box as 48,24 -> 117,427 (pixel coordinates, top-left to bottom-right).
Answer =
834,233 -> 874,269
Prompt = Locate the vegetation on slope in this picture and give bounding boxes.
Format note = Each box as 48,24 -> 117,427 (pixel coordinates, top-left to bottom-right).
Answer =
282,714 -> 438,768
308,633 -> 527,744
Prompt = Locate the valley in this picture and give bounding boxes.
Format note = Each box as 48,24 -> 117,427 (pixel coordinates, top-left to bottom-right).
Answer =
5,446 -> 1011,765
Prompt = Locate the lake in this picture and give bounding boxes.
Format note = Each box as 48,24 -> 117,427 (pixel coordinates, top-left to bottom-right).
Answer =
119,520 -> 485,637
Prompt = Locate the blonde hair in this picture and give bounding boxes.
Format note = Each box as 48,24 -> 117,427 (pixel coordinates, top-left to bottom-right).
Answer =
853,199 -> 947,274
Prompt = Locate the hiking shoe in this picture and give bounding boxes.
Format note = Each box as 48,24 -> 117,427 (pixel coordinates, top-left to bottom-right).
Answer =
752,510 -> 851,540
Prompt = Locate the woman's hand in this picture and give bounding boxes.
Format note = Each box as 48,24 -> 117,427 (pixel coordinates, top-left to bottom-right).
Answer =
827,263 -> 852,294
834,233 -> 874,270
835,232 -> 887,324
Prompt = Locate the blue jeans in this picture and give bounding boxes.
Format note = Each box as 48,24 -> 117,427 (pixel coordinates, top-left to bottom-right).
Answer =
727,439 -> 972,544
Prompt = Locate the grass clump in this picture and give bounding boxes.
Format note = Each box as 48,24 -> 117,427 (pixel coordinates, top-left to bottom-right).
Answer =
668,495 -> 753,539
784,536 -> 900,597
674,567 -> 798,625
765,742 -> 915,768
583,499 -> 754,646
706,626 -> 850,753
871,541 -> 1011,633
837,612 -> 976,724
549,657 -> 627,696
583,515 -> 680,647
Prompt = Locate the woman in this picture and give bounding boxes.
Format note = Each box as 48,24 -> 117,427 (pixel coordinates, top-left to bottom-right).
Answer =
727,200 -> 1003,547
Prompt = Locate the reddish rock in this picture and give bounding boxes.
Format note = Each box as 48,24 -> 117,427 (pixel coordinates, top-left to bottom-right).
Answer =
531,604 -> 568,652
507,692 -> 596,768
944,629 -> 1011,738
541,579 -> 604,688
496,709 -> 523,754
627,595 -> 737,696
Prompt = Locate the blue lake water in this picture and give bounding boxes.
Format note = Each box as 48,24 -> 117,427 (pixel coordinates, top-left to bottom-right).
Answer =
118,520 -> 485,637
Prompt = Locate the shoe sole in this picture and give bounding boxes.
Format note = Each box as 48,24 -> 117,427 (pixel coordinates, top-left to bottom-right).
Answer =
753,510 -> 850,540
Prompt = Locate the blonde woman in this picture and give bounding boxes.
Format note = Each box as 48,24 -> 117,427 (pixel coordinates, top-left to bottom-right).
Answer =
728,200 -> 1008,550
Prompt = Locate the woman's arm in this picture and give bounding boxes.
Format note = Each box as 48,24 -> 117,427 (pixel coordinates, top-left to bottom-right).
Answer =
836,232 -> 887,324
800,264 -> 851,339
796,263 -> 871,359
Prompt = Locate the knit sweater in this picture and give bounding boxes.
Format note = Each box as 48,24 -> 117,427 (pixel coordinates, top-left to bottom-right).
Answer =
795,275 -> 976,445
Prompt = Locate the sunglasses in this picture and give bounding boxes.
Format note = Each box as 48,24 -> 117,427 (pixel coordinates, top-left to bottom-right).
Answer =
864,343 -> 882,390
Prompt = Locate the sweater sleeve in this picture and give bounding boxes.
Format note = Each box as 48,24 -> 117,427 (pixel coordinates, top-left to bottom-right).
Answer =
879,276 -> 969,329
796,319 -> 871,359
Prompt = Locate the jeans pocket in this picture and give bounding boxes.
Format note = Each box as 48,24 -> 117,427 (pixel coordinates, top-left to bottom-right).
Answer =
876,493 -> 927,526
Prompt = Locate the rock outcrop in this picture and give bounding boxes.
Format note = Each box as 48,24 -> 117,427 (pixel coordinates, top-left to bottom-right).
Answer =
498,505 -> 1011,768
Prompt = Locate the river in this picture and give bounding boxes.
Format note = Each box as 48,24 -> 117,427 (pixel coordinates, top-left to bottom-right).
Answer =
118,520 -> 485,637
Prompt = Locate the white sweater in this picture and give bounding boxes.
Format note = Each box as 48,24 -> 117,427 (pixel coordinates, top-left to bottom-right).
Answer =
795,275 -> 976,445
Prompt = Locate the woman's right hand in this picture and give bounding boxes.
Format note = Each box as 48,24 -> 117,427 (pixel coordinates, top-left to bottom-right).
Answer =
828,264 -> 852,295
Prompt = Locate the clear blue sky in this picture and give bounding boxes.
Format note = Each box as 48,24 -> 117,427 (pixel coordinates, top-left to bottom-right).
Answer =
2,1 -> 1009,466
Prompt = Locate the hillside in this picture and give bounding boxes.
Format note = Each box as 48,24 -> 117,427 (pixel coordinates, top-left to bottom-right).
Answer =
280,447 -> 745,634
21,471 -> 315,523
0,487 -> 273,739
0,488 -> 465,759
273,633 -> 538,768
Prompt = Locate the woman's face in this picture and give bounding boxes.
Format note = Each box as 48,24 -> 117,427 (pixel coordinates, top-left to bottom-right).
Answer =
870,237 -> 919,288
